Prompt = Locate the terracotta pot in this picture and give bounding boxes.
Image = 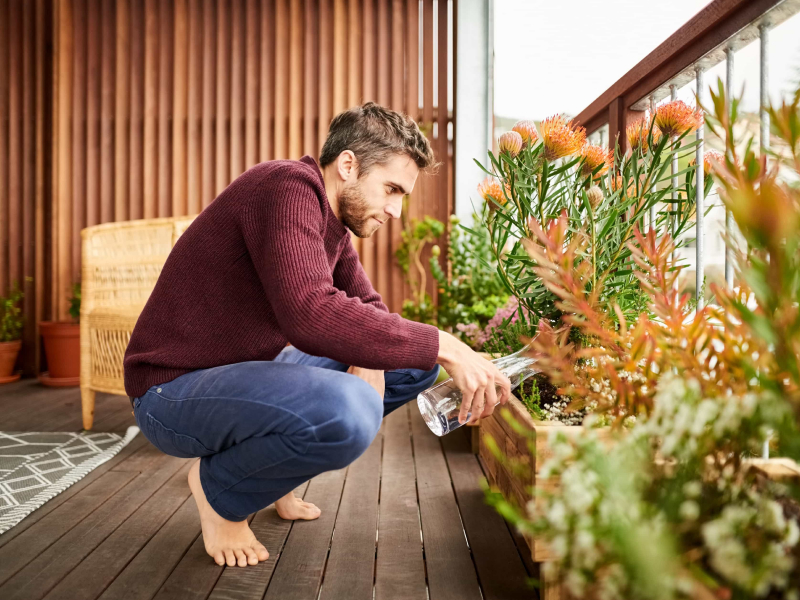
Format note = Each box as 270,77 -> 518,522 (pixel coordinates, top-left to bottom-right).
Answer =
39,321 -> 80,386
0,339 -> 22,383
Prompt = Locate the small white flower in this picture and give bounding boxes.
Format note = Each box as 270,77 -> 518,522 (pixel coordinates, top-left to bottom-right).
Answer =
683,480 -> 702,498
679,500 -> 700,521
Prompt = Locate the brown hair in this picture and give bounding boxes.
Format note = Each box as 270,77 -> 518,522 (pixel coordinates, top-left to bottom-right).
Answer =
319,102 -> 440,178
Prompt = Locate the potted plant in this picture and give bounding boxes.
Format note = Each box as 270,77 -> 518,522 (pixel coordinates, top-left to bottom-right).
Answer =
471,103 -> 708,561
0,278 -> 27,384
39,282 -> 81,387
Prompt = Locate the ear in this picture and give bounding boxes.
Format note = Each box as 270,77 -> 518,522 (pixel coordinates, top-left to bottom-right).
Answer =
336,150 -> 358,182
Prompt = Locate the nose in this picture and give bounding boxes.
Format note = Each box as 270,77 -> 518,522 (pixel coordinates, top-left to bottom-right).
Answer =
385,202 -> 402,220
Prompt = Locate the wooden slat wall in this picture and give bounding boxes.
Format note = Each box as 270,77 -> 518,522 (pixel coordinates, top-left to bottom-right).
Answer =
1,0 -> 456,377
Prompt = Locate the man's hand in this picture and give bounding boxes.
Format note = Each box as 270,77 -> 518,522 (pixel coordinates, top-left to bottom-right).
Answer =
347,365 -> 386,399
437,330 -> 512,425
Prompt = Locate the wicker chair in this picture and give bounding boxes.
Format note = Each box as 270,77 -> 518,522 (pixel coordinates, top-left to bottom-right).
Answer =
80,215 -> 198,430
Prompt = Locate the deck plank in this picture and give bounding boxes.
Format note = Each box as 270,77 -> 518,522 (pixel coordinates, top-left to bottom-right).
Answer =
98,497 -> 202,600
375,405 -> 427,600
441,426 -> 534,600
0,444 -> 163,580
263,467 -> 348,599
409,407 -> 483,600
208,481 -> 311,600
318,432 -> 383,600
0,452 -> 186,600
0,434 -> 148,549
41,459 -> 194,600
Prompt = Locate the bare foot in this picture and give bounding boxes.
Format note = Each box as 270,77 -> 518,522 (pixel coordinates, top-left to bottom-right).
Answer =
187,459 -> 270,567
275,490 -> 321,520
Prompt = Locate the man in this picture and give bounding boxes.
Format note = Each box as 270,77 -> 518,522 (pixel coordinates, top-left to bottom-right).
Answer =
124,102 -> 511,569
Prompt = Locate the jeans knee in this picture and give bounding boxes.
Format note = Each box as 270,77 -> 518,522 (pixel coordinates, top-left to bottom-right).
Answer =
316,377 -> 382,469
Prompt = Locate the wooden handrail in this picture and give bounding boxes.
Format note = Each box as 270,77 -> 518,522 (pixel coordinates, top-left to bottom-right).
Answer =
574,0 -> 800,147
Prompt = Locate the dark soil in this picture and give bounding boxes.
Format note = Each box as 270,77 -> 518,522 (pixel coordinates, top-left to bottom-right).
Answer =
513,372 -> 561,407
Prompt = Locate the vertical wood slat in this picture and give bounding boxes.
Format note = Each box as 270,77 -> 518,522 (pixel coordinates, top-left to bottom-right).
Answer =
274,0 -> 288,158
114,0 -> 130,223
259,0 -> 274,162
289,0 -> 304,158
375,0 -> 390,304
129,0 -> 145,220
404,0 -> 419,307
5,0 -> 457,375
172,0 -> 188,216
100,0 -> 115,224
358,0 -> 376,284
22,0 -> 36,369
85,0 -> 100,228
303,0 -> 319,157
438,0 -> 448,226
157,0 -> 173,216
187,0 -> 203,215
215,0 -> 230,193
71,0 -> 87,277
389,0 -> 404,323
229,0 -> 244,179
201,0 -> 217,208
245,0 -> 259,169
142,0 -> 157,218
0,0 -> 9,296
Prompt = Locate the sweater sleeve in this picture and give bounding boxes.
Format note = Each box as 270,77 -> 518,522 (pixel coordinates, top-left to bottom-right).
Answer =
240,170 -> 439,371
333,235 -> 390,313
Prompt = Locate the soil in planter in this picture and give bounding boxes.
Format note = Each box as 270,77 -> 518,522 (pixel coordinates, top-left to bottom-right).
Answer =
513,372 -> 591,425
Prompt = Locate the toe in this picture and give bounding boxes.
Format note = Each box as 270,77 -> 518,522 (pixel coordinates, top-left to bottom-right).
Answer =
253,541 -> 270,561
224,549 -> 236,567
213,551 -> 226,566
234,549 -> 248,567
243,546 -> 259,565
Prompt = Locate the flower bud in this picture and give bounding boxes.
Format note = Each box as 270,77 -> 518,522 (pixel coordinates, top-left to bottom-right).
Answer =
512,120 -> 539,147
431,244 -> 441,257
586,185 -> 603,209
498,131 -> 523,157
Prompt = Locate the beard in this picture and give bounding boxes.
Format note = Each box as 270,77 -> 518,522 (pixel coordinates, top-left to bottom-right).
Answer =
338,181 -> 381,238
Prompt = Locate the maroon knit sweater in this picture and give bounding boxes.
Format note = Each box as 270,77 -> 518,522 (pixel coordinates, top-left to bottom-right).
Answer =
123,155 -> 440,399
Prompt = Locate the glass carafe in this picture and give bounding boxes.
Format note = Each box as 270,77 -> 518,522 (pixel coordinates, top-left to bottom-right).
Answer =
417,344 -> 537,436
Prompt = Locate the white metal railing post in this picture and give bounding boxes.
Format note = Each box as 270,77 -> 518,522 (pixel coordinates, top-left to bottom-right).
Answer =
649,95 -> 657,230
760,22 -> 770,153
760,21 -> 772,459
725,46 -> 735,288
670,84 -> 678,267
695,67 -> 705,309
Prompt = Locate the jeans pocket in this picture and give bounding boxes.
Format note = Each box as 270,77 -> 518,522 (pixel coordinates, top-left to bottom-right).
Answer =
145,413 -> 214,459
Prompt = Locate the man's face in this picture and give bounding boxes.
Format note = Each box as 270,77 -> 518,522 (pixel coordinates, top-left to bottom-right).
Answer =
338,154 -> 418,238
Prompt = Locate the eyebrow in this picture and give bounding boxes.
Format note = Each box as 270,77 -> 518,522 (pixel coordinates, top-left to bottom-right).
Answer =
386,181 -> 409,195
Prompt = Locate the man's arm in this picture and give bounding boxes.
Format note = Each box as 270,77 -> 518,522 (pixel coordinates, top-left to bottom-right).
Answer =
240,171 -> 438,371
333,236 -> 389,313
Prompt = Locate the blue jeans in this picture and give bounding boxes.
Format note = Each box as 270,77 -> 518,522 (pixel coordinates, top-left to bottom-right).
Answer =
130,346 -> 440,522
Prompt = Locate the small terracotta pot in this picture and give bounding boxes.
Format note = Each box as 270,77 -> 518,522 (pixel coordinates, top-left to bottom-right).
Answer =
0,339 -> 22,383
39,321 -> 80,386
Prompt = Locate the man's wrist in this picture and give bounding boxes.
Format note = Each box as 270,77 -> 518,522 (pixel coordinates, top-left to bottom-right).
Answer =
436,330 -> 460,368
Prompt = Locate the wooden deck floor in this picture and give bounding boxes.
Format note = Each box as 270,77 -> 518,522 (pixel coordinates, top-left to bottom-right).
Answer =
0,379 -> 535,600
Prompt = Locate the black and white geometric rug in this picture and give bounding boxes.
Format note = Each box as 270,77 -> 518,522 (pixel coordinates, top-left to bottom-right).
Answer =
0,425 -> 140,535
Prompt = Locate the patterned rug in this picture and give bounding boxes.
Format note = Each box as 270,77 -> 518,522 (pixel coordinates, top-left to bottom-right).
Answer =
0,425 -> 140,535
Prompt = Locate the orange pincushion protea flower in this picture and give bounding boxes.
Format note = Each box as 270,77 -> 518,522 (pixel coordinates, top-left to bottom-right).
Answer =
512,120 -> 539,147
580,144 -> 613,178
689,150 -> 725,175
653,100 -> 703,137
539,115 -> 587,161
498,131 -> 523,157
586,185 -> 604,209
478,177 -> 508,207
626,116 -> 662,152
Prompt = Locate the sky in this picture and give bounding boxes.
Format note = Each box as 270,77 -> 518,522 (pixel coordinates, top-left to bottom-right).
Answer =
493,0 -> 800,121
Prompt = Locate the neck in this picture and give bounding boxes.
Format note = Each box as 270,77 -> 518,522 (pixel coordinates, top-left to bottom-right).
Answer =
320,163 -> 342,221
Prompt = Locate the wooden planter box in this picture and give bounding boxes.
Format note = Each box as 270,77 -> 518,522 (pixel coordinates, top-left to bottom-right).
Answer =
477,394 -> 597,562
477,396 -> 800,599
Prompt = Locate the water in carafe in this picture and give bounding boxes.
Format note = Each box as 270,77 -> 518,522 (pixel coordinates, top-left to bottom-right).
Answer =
417,345 -> 537,436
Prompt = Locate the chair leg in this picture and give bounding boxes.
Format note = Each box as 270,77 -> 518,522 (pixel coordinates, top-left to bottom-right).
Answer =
81,386 -> 96,430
